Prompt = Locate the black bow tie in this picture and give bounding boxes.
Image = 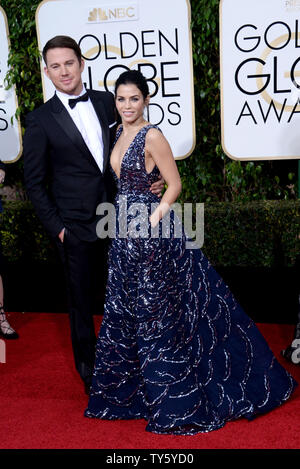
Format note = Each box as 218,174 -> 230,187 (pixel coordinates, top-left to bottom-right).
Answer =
68,92 -> 89,109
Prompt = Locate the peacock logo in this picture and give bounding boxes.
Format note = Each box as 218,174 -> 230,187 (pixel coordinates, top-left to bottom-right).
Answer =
88,8 -> 108,21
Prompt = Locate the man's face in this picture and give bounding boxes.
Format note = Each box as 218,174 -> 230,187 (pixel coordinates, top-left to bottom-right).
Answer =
44,47 -> 84,96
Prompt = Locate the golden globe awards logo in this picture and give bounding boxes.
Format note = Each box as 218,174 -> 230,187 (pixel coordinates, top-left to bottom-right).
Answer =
234,20 -> 300,126
78,28 -> 182,129
220,0 -> 300,160
87,4 -> 138,23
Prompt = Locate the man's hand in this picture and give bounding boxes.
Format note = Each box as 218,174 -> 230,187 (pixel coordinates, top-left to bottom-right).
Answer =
150,175 -> 165,197
58,228 -> 65,243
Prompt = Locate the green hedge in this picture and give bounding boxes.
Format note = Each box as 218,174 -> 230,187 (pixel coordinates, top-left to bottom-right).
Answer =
203,200 -> 300,267
1,200 -> 299,268
0,201 -> 56,263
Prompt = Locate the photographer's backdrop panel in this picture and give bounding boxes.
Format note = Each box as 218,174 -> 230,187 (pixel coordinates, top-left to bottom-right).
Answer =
220,0 -> 300,161
36,0 -> 195,159
0,6 -> 22,162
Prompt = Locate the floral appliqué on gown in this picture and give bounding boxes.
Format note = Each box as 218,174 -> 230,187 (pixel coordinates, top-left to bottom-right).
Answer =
85,124 -> 297,435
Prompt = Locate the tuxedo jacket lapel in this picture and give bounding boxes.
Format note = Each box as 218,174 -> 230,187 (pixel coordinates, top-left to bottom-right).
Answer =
50,94 -> 101,173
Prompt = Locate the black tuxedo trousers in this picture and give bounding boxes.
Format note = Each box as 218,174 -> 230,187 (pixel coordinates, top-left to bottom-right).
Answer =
55,230 -> 109,381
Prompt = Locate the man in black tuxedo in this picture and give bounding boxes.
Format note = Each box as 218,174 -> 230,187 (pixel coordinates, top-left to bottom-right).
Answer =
23,36 -> 162,393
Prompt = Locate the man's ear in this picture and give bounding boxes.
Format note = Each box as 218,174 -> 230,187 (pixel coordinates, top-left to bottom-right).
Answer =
80,58 -> 85,72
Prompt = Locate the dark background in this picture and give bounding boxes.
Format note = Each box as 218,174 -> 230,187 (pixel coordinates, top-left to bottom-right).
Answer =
3,258 -> 299,325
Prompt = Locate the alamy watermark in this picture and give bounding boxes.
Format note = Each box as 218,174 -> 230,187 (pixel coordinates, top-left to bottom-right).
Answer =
291,339 -> 300,364
96,197 -> 204,249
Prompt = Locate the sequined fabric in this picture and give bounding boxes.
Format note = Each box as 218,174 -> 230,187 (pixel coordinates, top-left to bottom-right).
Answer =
85,125 -> 297,434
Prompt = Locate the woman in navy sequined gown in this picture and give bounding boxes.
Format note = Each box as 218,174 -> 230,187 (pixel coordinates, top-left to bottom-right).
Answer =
85,71 -> 297,435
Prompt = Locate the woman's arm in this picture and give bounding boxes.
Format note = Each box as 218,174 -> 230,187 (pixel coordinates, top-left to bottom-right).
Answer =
145,128 -> 182,227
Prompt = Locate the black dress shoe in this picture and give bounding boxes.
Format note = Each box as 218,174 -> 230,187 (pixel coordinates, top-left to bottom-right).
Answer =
79,362 -> 93,395
83,375 -> 93,395
84,381 -> 91,395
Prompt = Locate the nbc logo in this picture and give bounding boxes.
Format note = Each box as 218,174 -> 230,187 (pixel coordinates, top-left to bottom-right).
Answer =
285,0 -> 300,11
88,4 -> 138,23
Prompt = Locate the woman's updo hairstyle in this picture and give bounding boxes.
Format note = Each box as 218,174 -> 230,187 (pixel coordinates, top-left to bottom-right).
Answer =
114,70 -> 149,100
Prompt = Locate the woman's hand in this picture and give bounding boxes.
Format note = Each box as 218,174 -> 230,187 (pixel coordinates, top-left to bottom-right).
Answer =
149,212 -> 160,228
149,202 -> 171,228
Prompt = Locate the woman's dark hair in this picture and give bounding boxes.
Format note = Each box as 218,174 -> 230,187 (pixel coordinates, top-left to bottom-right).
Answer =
114,70 -> 149,99
42,35 -> 82,65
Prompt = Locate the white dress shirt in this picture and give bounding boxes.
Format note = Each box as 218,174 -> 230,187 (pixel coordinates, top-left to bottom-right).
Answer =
56,89 -> 104,172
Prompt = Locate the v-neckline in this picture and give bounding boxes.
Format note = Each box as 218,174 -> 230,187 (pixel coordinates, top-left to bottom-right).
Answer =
111,124 -> 150,180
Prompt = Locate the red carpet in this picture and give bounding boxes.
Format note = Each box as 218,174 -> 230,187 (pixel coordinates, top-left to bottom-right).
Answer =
0,312 -> 299,449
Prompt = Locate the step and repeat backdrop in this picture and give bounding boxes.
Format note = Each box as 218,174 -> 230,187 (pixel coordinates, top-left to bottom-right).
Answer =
2,0 -> 300,162
0,6 -> 22,162
0,0 -> 195,162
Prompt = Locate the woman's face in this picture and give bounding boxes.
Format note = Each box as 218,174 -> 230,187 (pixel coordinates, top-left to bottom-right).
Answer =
115,83 -> 149,124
